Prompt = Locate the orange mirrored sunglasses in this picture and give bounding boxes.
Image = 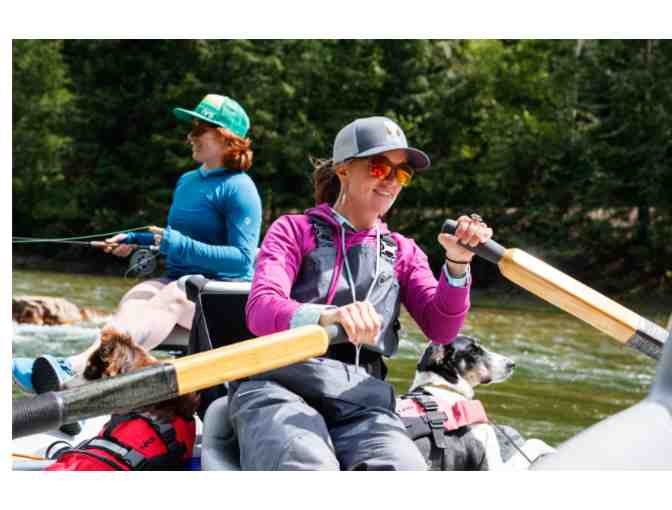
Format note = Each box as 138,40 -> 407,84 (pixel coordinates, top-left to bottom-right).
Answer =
366,155 -> 414,187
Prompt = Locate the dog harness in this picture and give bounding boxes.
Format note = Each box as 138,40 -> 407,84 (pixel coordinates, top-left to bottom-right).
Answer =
396,391 -> 489,470
46,412 -> 196,471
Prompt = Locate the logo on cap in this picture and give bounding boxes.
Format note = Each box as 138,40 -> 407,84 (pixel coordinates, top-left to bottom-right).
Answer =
383,119 -> 402,139
198,107 -> 215,119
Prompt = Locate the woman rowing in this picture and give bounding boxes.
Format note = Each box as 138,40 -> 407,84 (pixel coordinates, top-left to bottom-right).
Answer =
228,116 -> 492,470
13,94 -> 262,408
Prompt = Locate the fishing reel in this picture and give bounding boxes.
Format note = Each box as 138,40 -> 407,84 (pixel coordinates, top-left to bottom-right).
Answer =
127,246 -> 160,277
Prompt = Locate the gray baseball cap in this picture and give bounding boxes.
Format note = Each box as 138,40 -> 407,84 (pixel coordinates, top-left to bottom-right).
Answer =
332,116 -> 431,170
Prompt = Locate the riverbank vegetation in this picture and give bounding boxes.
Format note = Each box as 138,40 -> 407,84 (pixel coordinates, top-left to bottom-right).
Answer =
12,40 -> 672,298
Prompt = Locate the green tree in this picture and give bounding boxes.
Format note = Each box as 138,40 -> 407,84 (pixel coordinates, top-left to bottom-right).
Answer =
13,40 -> 72,235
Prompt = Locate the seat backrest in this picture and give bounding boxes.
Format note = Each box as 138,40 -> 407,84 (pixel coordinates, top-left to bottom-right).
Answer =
200,284 -> 254,349
185,279 -> 254,352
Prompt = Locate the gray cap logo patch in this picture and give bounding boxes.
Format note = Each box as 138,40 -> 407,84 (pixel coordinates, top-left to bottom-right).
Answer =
384,119 -> 402,139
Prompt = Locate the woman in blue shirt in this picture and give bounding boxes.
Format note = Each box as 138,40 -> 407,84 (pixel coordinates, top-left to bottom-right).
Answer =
13,94 -> 262,399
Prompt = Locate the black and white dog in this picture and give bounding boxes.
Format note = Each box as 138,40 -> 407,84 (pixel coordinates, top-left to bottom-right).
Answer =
399,335 -> 555,470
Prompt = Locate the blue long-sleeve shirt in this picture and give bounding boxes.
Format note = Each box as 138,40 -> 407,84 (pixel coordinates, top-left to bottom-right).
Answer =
125,166 -> 262,281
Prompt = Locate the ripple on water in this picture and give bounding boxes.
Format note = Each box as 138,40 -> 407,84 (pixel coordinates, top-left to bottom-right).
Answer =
12,322 -> 102,358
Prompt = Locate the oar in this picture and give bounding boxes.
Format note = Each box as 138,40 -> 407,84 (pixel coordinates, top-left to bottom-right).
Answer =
13,325 -> 335,439
442,219 -> 667,360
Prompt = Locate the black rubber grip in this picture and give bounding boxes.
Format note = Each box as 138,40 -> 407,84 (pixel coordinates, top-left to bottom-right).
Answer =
441,219 -> 507,265
13,392 -> 63,439
325,323 -> 347,344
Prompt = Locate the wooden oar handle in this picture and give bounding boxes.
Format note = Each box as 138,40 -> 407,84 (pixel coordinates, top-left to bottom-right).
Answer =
441,219 -> 507,264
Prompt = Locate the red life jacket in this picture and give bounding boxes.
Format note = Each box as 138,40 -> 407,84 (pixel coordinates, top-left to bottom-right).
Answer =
396,392 -> 488,432
396,391 -> 489,470
46,412 -> 196,471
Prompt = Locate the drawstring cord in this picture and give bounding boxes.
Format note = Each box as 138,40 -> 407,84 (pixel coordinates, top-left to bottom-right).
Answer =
341,223 -> 380,369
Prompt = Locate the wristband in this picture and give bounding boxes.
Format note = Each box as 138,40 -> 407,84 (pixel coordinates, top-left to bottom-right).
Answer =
445,256 -> 471,265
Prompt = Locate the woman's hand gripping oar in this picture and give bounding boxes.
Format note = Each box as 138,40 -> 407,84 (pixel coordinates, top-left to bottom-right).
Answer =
13,325 -> 342,439
442,219 -> 667,360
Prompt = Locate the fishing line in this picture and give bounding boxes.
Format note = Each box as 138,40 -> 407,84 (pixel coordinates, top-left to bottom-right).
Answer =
12,225 -> 154,244
13,226 -> 161,278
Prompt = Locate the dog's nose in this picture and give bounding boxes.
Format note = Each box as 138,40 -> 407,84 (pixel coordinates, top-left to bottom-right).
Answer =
507,360 -> 516,370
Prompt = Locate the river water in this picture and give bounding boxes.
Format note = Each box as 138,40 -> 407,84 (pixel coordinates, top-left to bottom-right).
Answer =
11,269 -> 669,447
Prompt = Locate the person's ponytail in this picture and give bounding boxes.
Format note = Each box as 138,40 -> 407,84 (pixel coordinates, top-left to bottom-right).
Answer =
218,128 -> 253,171
310,156 -> 340,206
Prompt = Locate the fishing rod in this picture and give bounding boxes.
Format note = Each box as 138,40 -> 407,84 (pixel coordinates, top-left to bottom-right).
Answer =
13,234 -> 160,278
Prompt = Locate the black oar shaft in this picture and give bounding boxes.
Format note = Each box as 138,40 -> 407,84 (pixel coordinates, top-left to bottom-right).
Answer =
12,364 -> 177,438
12,392 -> 63,439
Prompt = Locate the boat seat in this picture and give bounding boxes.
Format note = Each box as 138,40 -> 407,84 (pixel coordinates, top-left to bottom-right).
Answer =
178,275 -> 251,465
201,396 -> 241,471
179,275 -> 254,351
156,276 -> 254,355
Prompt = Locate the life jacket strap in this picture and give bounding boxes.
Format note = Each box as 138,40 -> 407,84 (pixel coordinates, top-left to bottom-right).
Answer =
408,393 -> 448,448
77,437 -> 145,469
55,447 -> 128,470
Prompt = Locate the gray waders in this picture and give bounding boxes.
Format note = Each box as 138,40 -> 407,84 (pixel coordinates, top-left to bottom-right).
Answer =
228,358 -> 427,470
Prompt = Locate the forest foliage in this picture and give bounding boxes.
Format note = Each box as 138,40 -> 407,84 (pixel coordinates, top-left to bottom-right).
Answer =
12,40 -> 672,295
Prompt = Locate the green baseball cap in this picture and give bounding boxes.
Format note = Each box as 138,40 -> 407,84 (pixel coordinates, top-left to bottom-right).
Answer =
173,94 -> 250,138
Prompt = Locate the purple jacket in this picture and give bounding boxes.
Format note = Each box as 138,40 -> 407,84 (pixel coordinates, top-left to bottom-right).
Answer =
245,204 -> 470,344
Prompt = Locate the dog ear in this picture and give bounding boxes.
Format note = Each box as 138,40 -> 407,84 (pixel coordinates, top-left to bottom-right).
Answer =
417,343 -> 460,384
435,362 -> 459,384
83,347 -> 107,381
83,327 -> 123,380
417,343 -> 444,371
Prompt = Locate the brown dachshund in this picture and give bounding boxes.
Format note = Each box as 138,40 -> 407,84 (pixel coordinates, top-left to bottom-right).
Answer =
83,326 -> 200,422
47,327 -> 200,470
